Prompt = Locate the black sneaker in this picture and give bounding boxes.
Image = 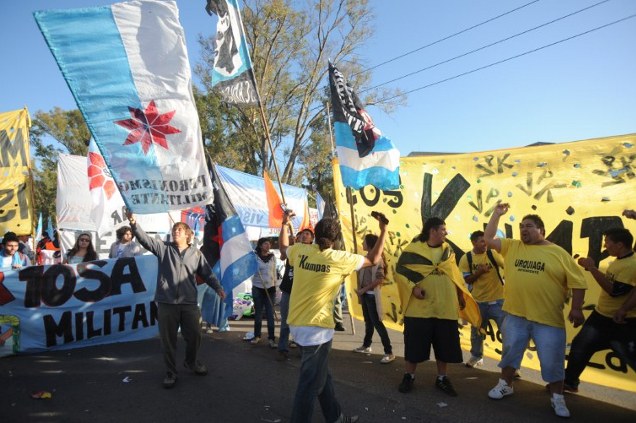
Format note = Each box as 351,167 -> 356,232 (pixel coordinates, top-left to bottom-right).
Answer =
184,360 -> 208,376
398,373 -> 414,393
435,376 -> 457,396
163,371 -> 177,389
338,415 -> 359,423
334,323 -> 346,331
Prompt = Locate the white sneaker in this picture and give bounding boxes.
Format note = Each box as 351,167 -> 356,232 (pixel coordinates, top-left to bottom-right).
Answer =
380,354 -> 396,364
250,336 -> 260,345
551,394 -> 570,418
466,356 -> 484,368
353,346 -> 372,353
488,378 -> 514,399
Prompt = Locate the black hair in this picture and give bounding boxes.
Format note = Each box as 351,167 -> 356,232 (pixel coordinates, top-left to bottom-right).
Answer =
470,230 -> 484,242
416,217 -> 445,242
116,226 -> 132,242
603,227 -> 633,249
314,218 -> 341,251
521,214 -> 545,234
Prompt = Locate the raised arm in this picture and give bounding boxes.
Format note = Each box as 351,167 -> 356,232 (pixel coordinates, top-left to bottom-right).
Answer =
361,212 -> 389,268
126,210 -> 163,255
279,210 -> 293,257
484,203 -> 509,252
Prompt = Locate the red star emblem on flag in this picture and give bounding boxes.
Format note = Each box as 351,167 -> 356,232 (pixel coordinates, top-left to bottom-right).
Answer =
115,100 -> 181,154
87,152 -> 117,199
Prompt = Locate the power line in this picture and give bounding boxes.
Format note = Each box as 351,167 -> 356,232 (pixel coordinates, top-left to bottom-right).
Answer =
375,13 -> 636,104
363,0 -> 610,93
353,0 -> 542,76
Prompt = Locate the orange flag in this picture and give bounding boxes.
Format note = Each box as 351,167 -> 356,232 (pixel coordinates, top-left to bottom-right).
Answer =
264,171 -> 284,227
298,197 -> 313,232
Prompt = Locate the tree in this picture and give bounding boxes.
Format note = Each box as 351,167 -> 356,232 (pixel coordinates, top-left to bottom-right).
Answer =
29,108 -> 91,222
196,0 -> 404,197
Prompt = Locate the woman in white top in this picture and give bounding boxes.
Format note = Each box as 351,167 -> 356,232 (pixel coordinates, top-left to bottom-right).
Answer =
250,238 -> 278,348
64,233 -> 98,264
109,226 -> 143,258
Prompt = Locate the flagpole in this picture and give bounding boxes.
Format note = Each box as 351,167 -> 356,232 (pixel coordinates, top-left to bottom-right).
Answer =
233,3 -> 288,207
327,102 -> 357,335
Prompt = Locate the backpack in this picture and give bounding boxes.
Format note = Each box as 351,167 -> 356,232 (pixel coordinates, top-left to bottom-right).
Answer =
466,250 -> 504,285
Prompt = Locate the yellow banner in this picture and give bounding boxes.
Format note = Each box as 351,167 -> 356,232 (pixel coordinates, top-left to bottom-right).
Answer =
0,108 -> 34,235
333,133 -> 636,392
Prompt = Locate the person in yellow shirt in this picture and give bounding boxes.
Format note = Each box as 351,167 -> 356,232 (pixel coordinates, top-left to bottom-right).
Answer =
484,203 -> 586,418
280,210 -> 388,423
459,230 -> 505,368
565,226 -> 636,392
395,217 -> 480,397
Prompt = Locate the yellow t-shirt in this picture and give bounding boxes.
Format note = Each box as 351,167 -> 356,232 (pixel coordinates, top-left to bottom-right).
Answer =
287,243 -> 364,328
500,239 -> 587,328
458,250 -> 505,302
402,245 -> 459,320
596,253 -> 636,319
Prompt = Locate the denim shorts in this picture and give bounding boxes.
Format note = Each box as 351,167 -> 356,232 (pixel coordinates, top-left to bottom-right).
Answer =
499,314 -> 566,383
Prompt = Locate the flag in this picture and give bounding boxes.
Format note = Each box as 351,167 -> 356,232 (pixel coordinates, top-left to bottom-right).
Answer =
205,0 -> 258,104
298,196 -> 312,233
315,191 -> 325,221
35,1 -> 213,214
328,62 -> 400,190
201,160 -> 257,318
263,170 -> 284,228
87,139 -> 126,234
46,216 -> 54,239
35,213 -> 43,241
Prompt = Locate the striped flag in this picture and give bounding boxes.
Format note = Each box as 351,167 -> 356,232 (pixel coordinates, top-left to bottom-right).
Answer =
205,0 -> 258,104
328,62 -> 400,190
35,1 -> 213,214
201,160 -> 257,317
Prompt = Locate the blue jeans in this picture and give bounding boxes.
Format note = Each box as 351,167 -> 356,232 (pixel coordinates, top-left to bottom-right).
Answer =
252,286 -> 276,340
499,314 -> 566,383
361,293 -> 393,354
278,291 -> 290,352
291,340 -> 341,423
470,299 -> 505,359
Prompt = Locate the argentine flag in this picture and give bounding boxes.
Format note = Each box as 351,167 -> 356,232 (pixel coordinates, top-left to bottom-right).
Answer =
35,1 -> 212,214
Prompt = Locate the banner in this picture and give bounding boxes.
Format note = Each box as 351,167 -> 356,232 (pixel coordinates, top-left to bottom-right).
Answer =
205,0 -> 258,104
35,1 -> 213,214
216,165 -> 308,229
0,255 -> 159,356
0,108 -> 34,236
334,133 -> 636,391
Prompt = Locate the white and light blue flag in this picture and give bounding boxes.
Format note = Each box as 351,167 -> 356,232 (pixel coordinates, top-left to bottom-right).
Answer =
35,1 -> 212,214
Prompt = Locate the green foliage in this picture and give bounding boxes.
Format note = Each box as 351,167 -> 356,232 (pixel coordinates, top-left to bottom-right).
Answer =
195,0 -> 404,200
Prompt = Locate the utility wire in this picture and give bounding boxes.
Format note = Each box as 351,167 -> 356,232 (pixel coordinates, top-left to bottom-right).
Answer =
362,0 -> 610,93
353,0 -> 542,76
375,13 -> 636,104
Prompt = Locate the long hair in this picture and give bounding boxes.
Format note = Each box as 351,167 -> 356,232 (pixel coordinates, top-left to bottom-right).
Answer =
314,218 -> 341,251
68,233 -> 98,262
416,217 -> 445,242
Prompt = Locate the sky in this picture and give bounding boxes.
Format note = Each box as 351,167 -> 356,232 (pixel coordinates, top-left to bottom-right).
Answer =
2,0 -> 635,156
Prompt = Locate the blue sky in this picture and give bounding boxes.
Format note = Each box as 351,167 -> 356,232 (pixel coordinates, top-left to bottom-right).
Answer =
2,0 -> 635,155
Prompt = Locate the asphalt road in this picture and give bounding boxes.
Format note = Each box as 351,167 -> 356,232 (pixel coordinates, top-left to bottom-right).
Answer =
1,315 -> 634,422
